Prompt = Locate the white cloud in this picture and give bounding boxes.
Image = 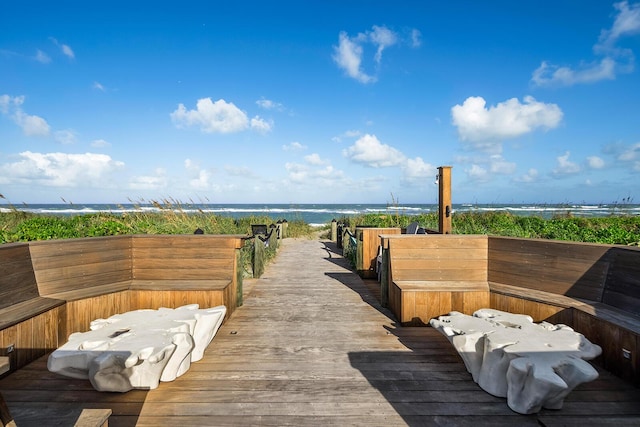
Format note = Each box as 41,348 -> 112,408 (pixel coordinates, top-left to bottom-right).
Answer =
617,142 -> 640,161
587,156 -> 605,169
332,25 -> 419,83
0,94 -> 50,136
304,153 -> 326,165
515,168 -> 540,183
250,115 -> 273,133
61,44 -> 74,59
531,59 -> 617,87
54,129 -> 77,145
332,129 -> 361,143
532,1 -> 640,87
282,141 -> 307,151
451,96 -> 563,151
553,151 -> 581,176
489,155 -> 517,175
0,151 -> 124,187
93,82 -> 106,91
343,134 -> 406,168
171,98 -> 249,133
369,25 -> 398,64
129,168 -> 167,190
285,162 -> 308,183
50,37 -> 75,59
284,161 -> 346,187
13,110 -> 50,136
225,165 -> 254,177
402,157 -> 435,183
333,31 -> 375,84
0,94 -> 23,115
189,169 -> 212,189
35,49 -> 51,64
91,139 -> 111,148
256,98 -> 284,111
611,141 -> 640,171
410,29 -> 422,48
466,164 -> 490,182
596,1 -> 640,51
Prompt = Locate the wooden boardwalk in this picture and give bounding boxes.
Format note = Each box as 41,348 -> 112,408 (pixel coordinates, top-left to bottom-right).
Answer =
1,237 -> 640,426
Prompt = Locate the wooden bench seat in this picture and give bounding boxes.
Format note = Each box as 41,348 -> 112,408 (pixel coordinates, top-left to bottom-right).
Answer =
489,282 -> 640,335
41,280 -> 133,301
0,297 -> 65,331
130,279 -> 233,291
488,237 -> 640,385
385,235 -> 490,325
0,234 -> 245,377
393,280 -> 490,292
382,234 -> 640,384
0,243 -> 67,374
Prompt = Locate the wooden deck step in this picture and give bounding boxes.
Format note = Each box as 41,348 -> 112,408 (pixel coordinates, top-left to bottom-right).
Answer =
0,237 -> 639,426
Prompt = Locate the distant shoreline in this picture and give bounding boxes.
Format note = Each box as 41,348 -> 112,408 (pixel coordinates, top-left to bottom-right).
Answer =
1,202 -> 638,226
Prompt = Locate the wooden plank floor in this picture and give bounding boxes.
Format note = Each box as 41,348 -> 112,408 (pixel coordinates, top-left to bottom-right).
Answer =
1,237 -> 639,426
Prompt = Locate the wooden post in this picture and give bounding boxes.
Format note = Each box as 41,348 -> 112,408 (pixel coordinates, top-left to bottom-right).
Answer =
331,219 -> 337,242
438,166 -> 452,234
253,236 -> 265,278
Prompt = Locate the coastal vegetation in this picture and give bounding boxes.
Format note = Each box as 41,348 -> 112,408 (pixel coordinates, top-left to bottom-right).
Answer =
1,207 -> 638,246
0,208 -> 315,244
340,211 -> 640,246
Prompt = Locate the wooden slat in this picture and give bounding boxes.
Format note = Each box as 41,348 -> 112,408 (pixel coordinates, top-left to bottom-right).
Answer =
391,247 -> 488,260
130,279 -> 232,291
388,234 -> 487,249
0,244 -> 39,310
63,292 -> 130,335
0,298 -> 65,331
604,247 -> 640,314
30,237 -> 132,298
394,280 -> 489,292
488,236 -> 612,301
132,234 -> 245,249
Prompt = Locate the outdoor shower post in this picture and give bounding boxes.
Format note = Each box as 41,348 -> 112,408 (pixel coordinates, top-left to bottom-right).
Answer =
438,166 -> 452,234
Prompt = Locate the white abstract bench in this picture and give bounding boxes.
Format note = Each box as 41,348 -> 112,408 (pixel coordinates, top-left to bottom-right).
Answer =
48,304 -> 226,392
430,308 -> 602,414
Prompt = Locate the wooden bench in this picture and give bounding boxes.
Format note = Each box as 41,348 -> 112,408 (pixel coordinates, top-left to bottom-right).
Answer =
130,234 -> 244,319
0,243 -> 65,374
488,236 -> 640,385
0,234 -> 245,376
354,227 -> 401,279
382,234 -> 640,384
384,234 -> 490,325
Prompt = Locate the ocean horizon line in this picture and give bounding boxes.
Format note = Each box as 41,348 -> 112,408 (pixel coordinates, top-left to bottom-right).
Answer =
1,202 -> 638,226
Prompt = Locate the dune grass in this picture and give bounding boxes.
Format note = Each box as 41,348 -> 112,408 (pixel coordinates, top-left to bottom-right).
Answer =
339,211 -> 640,245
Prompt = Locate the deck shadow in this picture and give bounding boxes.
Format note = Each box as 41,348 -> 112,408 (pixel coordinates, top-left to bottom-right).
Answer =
0,352 -> 147,427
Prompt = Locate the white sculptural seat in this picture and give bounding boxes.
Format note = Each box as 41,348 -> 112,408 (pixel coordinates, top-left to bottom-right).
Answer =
430,308 -> 602,414
48,304 -> 226,392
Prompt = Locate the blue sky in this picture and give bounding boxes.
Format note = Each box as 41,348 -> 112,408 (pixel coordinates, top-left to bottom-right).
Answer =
1,1 -> 640,205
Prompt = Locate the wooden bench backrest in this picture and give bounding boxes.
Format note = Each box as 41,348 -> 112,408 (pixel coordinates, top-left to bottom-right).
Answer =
0,243 -> 39,310
488,236 -> 612,301
603,246 -> 640,315
132,235 -> 243,280
30,236 -> 133,298
388,235 -> 488,282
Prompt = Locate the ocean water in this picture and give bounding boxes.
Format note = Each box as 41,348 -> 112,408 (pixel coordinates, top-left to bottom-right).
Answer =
2,203 -> 639,226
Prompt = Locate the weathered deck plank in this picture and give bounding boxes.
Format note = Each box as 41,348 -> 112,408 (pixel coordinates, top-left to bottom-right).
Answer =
0,237 -> 639,426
